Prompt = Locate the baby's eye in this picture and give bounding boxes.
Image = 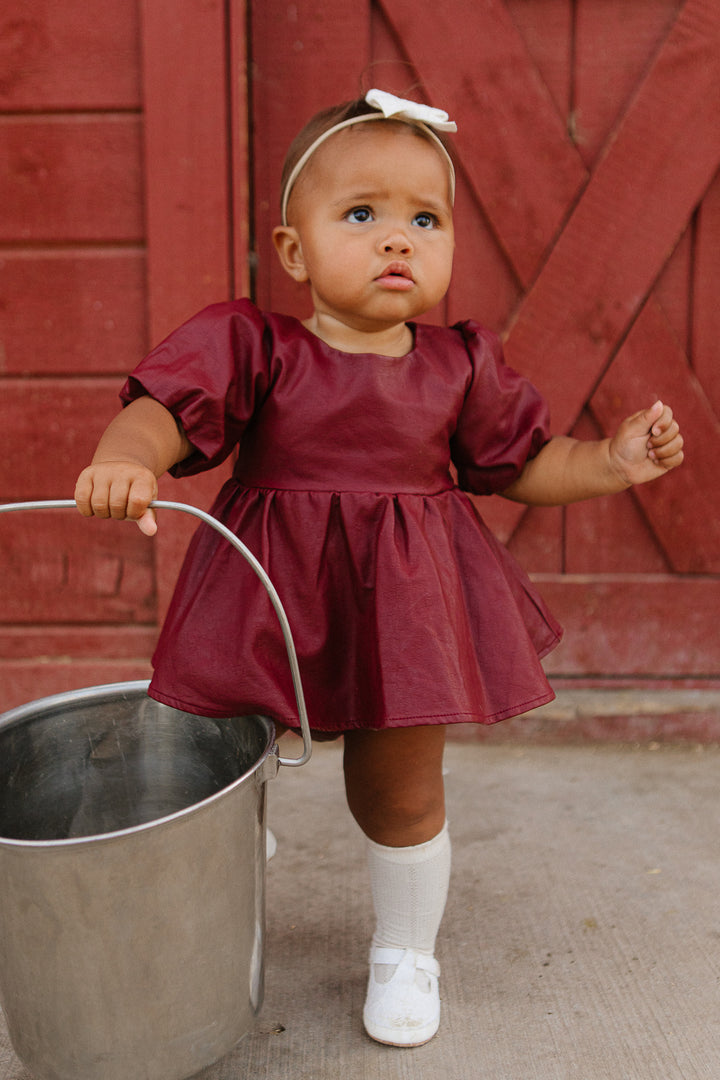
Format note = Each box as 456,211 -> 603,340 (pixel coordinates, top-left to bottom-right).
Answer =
346,206 -> 373,224
412,212 -> 439,229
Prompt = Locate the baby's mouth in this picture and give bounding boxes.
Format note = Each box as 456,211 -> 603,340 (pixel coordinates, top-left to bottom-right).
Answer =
375,262 -> 415,289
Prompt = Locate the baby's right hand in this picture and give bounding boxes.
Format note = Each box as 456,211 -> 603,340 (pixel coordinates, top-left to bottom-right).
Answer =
74,461 -> 159,536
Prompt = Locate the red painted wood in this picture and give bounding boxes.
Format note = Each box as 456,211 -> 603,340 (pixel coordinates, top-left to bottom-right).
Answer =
564,411 -> 670,574
140,0 -> 233,343
251,0 -> 371,316
0,662 -> 154,714
653,227 -> 692,356
506,0 -> 573,119
505,504 -> 564,574
0,250 -> 147,374
0,512 -> 154,623
140,0 -> 241,620
451,708 -> 720,745
538,576 -> 720,676
0,379 -> 124,497
694,171 -> 720,418
0,116 -> 144,243
0,626 -> 157,660
445,167 -> 521,335
573,0 -> 683,167
369,3 -> 426,99
0,0 -> 141,109
4,2 -> 718,708
590,299 -> 720,574
230,0 -> 252,301
505,0 -> 720,432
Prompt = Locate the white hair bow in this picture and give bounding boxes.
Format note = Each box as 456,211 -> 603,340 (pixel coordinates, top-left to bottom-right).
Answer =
365,89 -> 457,132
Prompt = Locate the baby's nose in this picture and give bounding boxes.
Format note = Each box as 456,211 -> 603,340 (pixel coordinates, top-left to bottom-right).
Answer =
380,230 -> 413,255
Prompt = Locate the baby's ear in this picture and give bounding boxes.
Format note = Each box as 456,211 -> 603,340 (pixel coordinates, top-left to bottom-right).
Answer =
272,225 -> 309,282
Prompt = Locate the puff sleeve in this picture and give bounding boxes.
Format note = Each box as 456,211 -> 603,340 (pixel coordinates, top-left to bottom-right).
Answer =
450,320 -> 551,495
120,299 -> 271,477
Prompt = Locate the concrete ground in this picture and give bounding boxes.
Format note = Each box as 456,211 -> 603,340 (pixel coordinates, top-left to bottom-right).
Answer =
1,736 -> 719,1080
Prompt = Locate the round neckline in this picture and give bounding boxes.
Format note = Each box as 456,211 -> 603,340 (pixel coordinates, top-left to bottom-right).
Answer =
292,316 -> 420,360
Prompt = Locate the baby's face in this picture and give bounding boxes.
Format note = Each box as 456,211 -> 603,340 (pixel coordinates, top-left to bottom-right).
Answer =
283,123 -> 455,338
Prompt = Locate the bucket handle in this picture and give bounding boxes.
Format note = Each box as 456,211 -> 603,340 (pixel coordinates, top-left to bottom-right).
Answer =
0,499 -> 312,768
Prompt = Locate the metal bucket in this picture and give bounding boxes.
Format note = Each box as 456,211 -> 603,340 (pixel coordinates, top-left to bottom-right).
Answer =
0,501 -> 312,1080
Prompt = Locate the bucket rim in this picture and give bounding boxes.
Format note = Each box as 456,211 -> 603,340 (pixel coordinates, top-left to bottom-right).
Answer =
0,680 -> 277,850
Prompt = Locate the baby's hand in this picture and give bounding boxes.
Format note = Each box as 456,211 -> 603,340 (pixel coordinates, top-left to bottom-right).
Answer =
609,401 -> 684,487
74,461 -> 159,536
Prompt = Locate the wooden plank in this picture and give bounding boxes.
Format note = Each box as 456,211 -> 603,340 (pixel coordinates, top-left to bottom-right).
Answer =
590,298 -> 720,574
0,249 -> 147,374
573,0 -> 683,167
0,116 -> 143,243
141,0 -> 238,618
653,227 -> 692,356
537,575 -> 720,676
445,172 -> 521,334
0,0 -> 141,109
0,626 -> 157,660
0,378 -> 124,497
505,504 -> 564,574
370,1 -> 425,97
457,698 -> 720,744
564,410 -> 670,574
694,170 -> 720,417
141,0 -> 232,343
229,0 -> 252,300
0,512 -> 155,623
504,0 -> 720,432
0,662 -> 154,714
379,0 -> 587,286
251,0 -> 371,314
506,0 -> 573,120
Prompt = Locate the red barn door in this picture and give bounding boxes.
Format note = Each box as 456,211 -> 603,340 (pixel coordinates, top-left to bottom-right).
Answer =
1,1 -> 718,713
249,0 -> 720,692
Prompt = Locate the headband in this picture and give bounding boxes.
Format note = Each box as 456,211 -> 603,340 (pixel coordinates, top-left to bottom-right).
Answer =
280,88 -> 458,226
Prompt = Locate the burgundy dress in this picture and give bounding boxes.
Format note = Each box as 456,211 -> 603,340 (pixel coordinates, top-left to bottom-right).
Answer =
121,299 -> 562,733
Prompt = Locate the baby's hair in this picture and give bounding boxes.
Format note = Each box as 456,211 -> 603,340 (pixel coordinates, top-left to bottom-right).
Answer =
280,98 -> 376,199
280,95 -> 456,218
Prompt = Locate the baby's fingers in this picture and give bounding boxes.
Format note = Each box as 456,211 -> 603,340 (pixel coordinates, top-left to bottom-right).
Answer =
135,507 -> 158,536
122,474 -> 156,521
74,463 -> 158,529
648,403 -> 676,440
648,423 -> 684,469
116,474 -> 158,534
648,437 -> 684,468
74,467 -> 96,517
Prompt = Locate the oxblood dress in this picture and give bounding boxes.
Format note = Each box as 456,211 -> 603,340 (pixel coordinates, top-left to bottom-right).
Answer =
121,299 -> 562,733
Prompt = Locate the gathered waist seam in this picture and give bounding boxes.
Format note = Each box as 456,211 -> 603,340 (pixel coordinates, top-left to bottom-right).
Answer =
233,480 -> 455,497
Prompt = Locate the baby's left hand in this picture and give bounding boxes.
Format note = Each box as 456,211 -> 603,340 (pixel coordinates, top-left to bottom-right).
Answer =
609,401 -> 684,487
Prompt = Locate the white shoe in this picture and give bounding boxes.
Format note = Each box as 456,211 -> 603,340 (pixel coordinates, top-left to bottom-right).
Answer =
266,828 -> 277,861
363,945 -> 441,1046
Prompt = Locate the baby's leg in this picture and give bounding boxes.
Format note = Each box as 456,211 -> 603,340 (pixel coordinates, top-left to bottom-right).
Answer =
342,725 -> 446,846
343,726 -> 450,1046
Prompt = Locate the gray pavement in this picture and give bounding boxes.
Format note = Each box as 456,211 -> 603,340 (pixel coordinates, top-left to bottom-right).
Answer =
2,738 -> 720,1079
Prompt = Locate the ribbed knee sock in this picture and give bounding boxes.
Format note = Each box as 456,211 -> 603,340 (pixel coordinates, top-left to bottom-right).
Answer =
366,822 -> 451,957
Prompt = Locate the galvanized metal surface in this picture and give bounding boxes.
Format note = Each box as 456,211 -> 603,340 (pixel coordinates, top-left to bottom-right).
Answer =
0,684 -> 275,1080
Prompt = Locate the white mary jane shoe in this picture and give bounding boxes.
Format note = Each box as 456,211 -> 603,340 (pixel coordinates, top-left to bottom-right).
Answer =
363,945 -> 441,1047
266,828 -> 277,861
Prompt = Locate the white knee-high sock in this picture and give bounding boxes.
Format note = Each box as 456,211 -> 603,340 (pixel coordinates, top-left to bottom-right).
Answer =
366,822 -> 451,956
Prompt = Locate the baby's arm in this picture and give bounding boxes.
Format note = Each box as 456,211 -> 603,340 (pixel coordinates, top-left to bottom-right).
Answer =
75,396 -> 192,535
502,401 -> 684,506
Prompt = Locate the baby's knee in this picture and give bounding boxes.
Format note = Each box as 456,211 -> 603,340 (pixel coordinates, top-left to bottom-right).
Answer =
346,778 -> 445,845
